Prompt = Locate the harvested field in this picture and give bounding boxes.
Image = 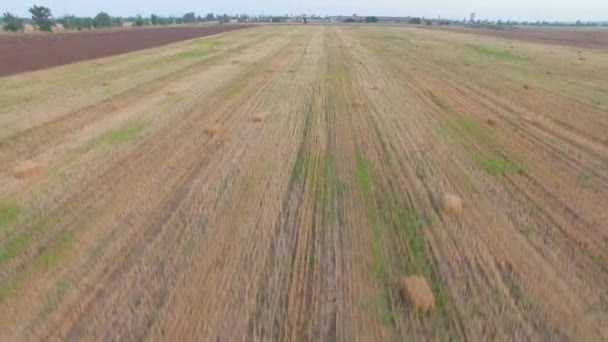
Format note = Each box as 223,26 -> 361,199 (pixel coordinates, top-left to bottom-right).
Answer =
1,25 -> 607,340
0,25 -> 253,76
449,26 -> 608,49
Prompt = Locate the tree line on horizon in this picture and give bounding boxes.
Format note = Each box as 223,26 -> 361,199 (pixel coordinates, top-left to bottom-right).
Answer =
1,5 -> 297,33
3,5 -> 607,33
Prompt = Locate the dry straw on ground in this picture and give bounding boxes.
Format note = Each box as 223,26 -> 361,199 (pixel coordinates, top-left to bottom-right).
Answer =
13,160 -> 40,179
251,111 -> 267,123
109,101 -> 121,112
441,193 -> 463,217
353,99 -> 366,108
205,124 -> 224,137
400,275 -> 435,312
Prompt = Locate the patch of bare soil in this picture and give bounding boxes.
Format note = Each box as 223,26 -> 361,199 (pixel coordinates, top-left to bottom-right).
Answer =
0,25 -> 254,76
452,27 -> 608,48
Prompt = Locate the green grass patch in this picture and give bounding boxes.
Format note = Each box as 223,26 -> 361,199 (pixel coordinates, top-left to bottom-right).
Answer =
475,154 -> 521,177
581,170 -> 594,189
176,48 -> 215,59
0,235 -> 29,265
439,114 -> 524,178
380,196 -> 458,328
88,120 -> 148,148
290,105 -> 314,184
427,91 -> 453,113
291,115 -> 339,222
0,202 -> 20,233
104,121 -> 147,144
0,199 -> 77,267
355,152 -> 373,203
354,150 -> 395,325
0,230 -> 76,302
466,43 -> 526,62
176,40 -> 222,58
43,277 -> 71,314
379,194 -> 428,274
321,154 -> 339,224
32,231 -> 75,271
523,225 -> 535,239
382,33 -> 406,41
224,81 -> 247,99
397,209 -> 424,270
378,285 -> 395,325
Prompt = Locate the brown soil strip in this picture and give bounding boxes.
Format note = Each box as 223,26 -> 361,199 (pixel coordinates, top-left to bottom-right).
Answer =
0,25 -> 254,76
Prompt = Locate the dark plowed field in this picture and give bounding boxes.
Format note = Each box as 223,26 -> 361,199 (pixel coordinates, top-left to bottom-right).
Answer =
0,25 -> 253,76
452,27 -> 608,49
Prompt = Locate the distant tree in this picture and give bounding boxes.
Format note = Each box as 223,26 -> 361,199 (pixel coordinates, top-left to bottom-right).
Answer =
134,15 -> 144,27
365,16 -> 378,23
183,12 -> 196,23
237,14 -> 250,23
2,12 -> 25,32
408,17 -> 422,24
575,19 -> 582,26
205,13 -> 215,21
29,5 -> 53,32
152,15 -> 174,25
112,16 -> 124,27
56,15 -> 71,29
163,16 -> 176,25
80,17 -> 94,30
60,16 -> 94,30
93,12 -> 112,28
219,14 -> 230,23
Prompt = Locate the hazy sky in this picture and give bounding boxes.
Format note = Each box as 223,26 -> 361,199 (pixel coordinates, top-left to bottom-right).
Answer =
4,0 -> 607,21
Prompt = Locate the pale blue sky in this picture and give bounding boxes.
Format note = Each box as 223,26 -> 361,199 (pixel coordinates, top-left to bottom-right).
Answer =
3,0 -> 607,21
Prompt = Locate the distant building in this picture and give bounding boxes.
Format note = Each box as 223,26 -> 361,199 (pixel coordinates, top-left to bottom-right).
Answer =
470,12 -> 476,23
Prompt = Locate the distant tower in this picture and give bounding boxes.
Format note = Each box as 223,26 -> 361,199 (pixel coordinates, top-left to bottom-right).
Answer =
470,12 -> 476,23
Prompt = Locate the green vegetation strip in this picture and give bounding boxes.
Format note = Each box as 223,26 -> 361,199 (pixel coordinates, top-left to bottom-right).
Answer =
43,277 -> 71,315
101,121 -> 148,145
465,43 -> 526,62
0,202 -> 20,234
355,144 -> 456,333
355,150 -> 395,325
432,94 -> 524,177
0,229 -> 76,301
84,120 -> 148,149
